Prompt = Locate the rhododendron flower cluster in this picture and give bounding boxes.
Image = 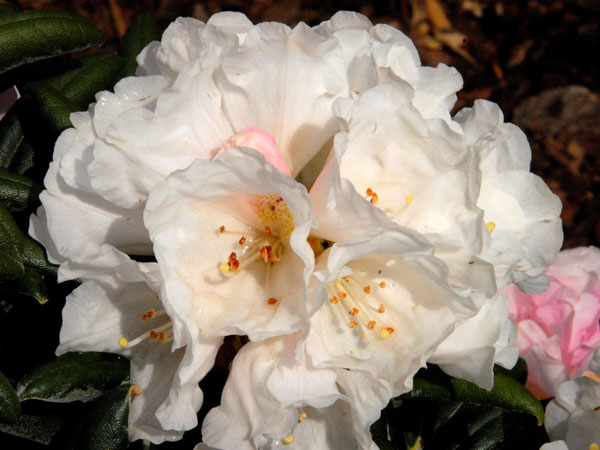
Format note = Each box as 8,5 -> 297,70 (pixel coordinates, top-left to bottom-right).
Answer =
506,246 -> 600,399
29,11 -> 563,449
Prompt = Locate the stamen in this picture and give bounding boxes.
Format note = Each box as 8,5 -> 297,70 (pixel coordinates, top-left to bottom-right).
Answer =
129,385 -> 142,399
267,297 -> 278,305
367,320 -> 376,329
405,195 -> 414,204
380,327 -> 394,339
219,225 -> 226,233
238,236 -> 246,245
349,307 -> 359,316
265,226 -> 273,234
363,285 -> 371,293
118,338 -> 129,348
486,221 -> 496,233
118,322 -> 173,349
338,292 -> 347,300
348,321 -> 358,328
366,188 -> 373,196
378,304 -> 385,313
370,192 -> 379,204
329,296 -> 339,304
282,436 -> 294,445
468,261 -> 475,265
298,412 -> 307,423
379,281 -> 386,288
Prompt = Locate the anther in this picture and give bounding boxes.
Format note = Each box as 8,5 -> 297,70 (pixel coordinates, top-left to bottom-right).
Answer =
378,304 -> 385,313
298,412 -> 307,423
468,261 -> 475,264
348,321 -> 358,328
363,285 -> 371,293
370,192 -> 379,204
338,292 -> 347,299
366,188 -> 373,196
349,307 -> 359,316
238,236 -> 247,245
405,195 -> 414,204
149,330 -> 158,341
118,338 -> 128,348
219,225 -> 226,233
379,281 -> 386,288
343,276 -> 350,281
129,385 -> 142,400
380,327 -> 394,339
329,296 -> 338,304
367,320 -> 376,329
265,226 -> 273,234
267,297 -> 278,305
282,436 -> 294,445
486,221 -> 496,233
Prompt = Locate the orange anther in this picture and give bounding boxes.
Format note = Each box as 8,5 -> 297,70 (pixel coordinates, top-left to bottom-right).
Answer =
367,320 -> 376,329
339,292 -> 347,299
219,226 -> 226,233
267,297 -> 278,305
349,307 -> 359,316
149,330 -> 158,341
364,285 -> 371,293
159,332 -> 169,343
379,281 -> 386,288
329,296 -> 338,304
370,192 -> 379,205
366,188 -> 373,196
348,321 -> 358,328
239,236 -> 247,245
265,226 -> 273,234
378,304 -> 385,313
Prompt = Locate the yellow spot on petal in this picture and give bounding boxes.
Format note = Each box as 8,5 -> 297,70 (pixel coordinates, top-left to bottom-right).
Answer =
282,436 -> 294,445
405,195 -> 414,204
486,221 -> 496,233
298,412 -> 307,423
118,338 -> 128,348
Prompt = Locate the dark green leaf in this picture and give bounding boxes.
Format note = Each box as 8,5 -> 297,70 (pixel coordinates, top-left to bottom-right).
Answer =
8,266 -> 48,304
26,82 -> 76,132
23,236 -> 58,276
8,139 -> 34,174
495,358 -> 528,385
118,13 -> 161,78
0,11 -> 104,74
0,4 -> 18,16
0,413 -> 64,445
17,352 -> 130,403
0,168 -> 42,211
0,370 -> 20,424
0,111 -> 23,168
45,52 -> 123,109
0,202 -> 24,281
75,384 -> 131,450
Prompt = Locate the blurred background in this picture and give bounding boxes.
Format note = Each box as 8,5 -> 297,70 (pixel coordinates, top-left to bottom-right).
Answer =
14,0 -> 600,249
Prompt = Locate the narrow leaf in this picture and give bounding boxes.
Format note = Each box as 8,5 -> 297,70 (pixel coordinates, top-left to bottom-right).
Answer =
23,236 -> 58,276
17,352 -> 129,403
0,111 -> 23,168
75,384 -> 131,450
0,202 -> 24,281
0,168 -> 42,211
8,266 -> 48,304
118,13 -> 161,78
0,11 -> 104,74
0,370 -> 20,424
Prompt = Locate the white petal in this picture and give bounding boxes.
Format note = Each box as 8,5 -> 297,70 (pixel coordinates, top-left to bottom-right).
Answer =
145,148 -> 316,341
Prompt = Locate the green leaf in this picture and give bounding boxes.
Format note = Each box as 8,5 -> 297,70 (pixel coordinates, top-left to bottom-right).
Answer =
0,168 -> 42,211
0,202 -> 24,281
75,384 -> 131,450
26,82 -> 77,132
118,13 -> 161,78
0,370 -> 20,424
8,139 -> 34,174
17,352 -> 130,403
0,413 -> 64,445
23,236 -> 58,276
0,10 -> 104,74
0,111 -> 23,168
45,52 -> 123,110
8,266 -> 48,304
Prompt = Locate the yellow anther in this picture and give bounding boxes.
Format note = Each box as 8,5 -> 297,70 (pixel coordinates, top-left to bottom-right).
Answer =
219,263 -> 232,276
486,221 -> 496,233
282,436 -> 294,445
380,328 -> 394,339
118,337 -> 129,348
589,444 -> 599,450
405,195 -> 414,204
298,412 -> 307,423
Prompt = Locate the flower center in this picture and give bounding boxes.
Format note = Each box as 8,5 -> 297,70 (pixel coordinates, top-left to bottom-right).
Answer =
326,275 -> 395,340
118,308 -> 173,348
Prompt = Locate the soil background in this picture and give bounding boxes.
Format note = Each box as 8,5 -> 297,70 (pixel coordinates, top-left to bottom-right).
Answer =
16,0 -> 600,249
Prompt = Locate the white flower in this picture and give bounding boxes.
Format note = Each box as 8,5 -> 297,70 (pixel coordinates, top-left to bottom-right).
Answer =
544,349 -> 600,450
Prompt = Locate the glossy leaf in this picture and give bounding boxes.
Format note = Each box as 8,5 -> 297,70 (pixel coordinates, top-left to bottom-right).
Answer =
0,202 -> 24,281
26,82 -> 76,132
0,111 -> 23,168
23,236 -> 58,276
0,169 -> 41,211
0,10 -> 104,74
118,13 -> 161,78
8,267 -> 48,304
0,413 -> 64,445
8,139 -> 34,174
0,370 -> 20,424
45,51 -> 123,109
75,384 -> 131,450
17,352 -> 130,403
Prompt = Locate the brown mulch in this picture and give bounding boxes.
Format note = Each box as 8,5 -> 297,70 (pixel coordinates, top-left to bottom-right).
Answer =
14,0 -> 600,248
